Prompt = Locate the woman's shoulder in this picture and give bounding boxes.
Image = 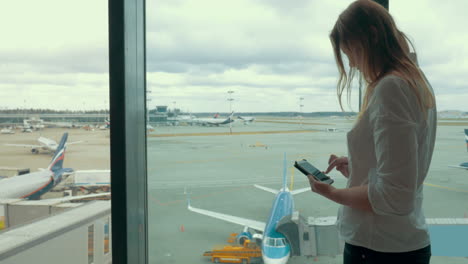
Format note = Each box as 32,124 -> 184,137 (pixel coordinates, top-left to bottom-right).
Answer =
377,72 -> 408,87
373,73 -> 410,99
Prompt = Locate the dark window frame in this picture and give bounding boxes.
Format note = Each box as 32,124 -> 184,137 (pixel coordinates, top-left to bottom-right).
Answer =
109,0 -> 148,263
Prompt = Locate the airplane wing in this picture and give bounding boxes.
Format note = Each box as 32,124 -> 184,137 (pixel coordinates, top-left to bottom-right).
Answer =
65,141 -> 85,146
188,203 -> 266,232
448,165 -> 468,170
290,187 -> 311,195
4,144 -> 42,148
254,184 -> 279,194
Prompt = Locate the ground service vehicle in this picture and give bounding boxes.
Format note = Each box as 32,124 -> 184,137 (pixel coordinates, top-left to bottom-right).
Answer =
203,234 -> 262,264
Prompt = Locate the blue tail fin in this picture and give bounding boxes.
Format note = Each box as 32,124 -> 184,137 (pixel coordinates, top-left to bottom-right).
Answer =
282,152 -> 287,190
465,129 -> 468,152
47,132 -> 68,172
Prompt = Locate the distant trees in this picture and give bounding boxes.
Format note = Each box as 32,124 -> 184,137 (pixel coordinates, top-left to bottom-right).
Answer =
0,108 -> 109,115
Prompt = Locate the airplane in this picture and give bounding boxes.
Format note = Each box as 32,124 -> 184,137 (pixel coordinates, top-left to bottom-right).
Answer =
449,129 -> 468,170
167,114 -> 197,125
23,118 -> 45,131
188,154 -> 311,264
98,119 -> 110,130
191,112 -> 235,126
238,115 -> 256,124
1,127 -> 15,134
4,134 -> 83,154
0,133 -> 74,199
43,121 -> 76,128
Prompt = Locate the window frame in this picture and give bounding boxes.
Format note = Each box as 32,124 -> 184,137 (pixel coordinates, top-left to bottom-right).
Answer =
109,0 -> 148,263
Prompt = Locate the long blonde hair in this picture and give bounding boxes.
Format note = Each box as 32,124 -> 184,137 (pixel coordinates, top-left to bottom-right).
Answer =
329,0 -> 434,117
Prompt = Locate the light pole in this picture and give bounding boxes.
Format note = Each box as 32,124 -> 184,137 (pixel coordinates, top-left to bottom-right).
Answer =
299,97 -> 304,127
227,90 -> 234,134
227,91 -> 234,113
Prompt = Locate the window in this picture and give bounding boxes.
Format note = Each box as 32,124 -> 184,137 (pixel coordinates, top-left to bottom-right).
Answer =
0,0 -> 112,263
145,1 -> 468,264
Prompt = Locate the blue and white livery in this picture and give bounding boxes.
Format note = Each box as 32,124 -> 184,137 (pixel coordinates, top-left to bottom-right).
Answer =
0,133 -> 73,199
188,154 -> 310,264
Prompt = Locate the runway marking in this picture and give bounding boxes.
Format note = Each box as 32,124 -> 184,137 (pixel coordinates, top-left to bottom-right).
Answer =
148,130 -> 319,137
424,182 -> 468,193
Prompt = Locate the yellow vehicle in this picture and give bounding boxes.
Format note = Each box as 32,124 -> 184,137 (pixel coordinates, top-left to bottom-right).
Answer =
203,236 -> 262,264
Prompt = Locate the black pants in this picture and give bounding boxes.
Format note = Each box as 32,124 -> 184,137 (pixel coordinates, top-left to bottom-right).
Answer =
343,243 -> 431,264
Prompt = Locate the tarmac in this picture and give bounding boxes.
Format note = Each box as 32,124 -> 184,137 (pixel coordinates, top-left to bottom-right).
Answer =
1,117 -> 468,264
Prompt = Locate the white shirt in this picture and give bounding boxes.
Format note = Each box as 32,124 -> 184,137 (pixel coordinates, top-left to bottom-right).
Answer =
337,74 -> 437,252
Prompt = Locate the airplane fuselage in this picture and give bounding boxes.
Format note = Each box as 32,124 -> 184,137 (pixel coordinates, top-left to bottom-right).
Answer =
0,170 -> 55,199
261,190 -> 293,264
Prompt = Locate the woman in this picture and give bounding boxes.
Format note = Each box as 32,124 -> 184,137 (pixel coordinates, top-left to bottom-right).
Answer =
307,1 -> 436,263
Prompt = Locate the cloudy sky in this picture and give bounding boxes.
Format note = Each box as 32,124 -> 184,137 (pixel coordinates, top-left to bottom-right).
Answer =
0,0 -> 467,112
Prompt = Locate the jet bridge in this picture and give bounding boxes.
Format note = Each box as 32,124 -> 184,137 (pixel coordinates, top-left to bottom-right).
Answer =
276,211 -> 342,257
276,211 -> 468,258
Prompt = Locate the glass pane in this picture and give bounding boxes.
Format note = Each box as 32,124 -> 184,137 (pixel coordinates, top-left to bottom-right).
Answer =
147,1 -> 468,264
0,1 -> 111,263
89,224 -> 95,264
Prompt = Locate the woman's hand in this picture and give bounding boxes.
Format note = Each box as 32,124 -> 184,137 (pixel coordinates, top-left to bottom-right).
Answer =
325,154 -> 349,178
307,175 -> 337,199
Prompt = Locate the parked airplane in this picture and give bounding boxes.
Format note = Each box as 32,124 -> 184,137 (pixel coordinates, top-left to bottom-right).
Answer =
192,112 -> 235,126
0,133 -> 73,199
238,115 -> 256,124
1,128 -> 15,134
188,154 -> 310,264
43,121 -> 76,128
167,114 -> 197,125
449,129 -> 468,170
5,134 -> 83,154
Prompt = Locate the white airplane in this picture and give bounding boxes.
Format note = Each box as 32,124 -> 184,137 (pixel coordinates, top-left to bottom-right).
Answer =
23,118 -> 45,130
0,133 -> 110,201
0,133 -> 74,199
1,128 -> 15,134
188,154 -> 311,264
43,121 -> 75,128
449,129 -> 468,170
5,134 -> 83,154
167,114 -> 197,125
98,118 -> 111,130
238,115 -> 256,124
192,112 -> 235,126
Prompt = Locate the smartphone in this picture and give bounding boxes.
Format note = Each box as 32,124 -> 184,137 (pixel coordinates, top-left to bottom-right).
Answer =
294,159 -> 334,185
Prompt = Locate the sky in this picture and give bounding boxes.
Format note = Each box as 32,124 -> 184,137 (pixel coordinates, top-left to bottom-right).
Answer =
0,0 -> 467,113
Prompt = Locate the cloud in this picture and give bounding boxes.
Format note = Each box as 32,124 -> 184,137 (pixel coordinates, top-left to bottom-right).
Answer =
0,0 -> 467,111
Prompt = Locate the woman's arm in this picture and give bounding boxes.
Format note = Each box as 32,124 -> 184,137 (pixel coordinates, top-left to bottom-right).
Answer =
308,176 -> 373,212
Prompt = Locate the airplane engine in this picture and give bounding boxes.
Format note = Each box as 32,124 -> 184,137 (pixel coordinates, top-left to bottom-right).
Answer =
236,231 -> 253,245
31,149 -> 39,154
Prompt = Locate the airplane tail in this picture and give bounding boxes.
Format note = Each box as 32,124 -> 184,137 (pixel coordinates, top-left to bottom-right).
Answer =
47,132 -> 68,172
465,129 -> 468,152
228,111 -> 235,121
